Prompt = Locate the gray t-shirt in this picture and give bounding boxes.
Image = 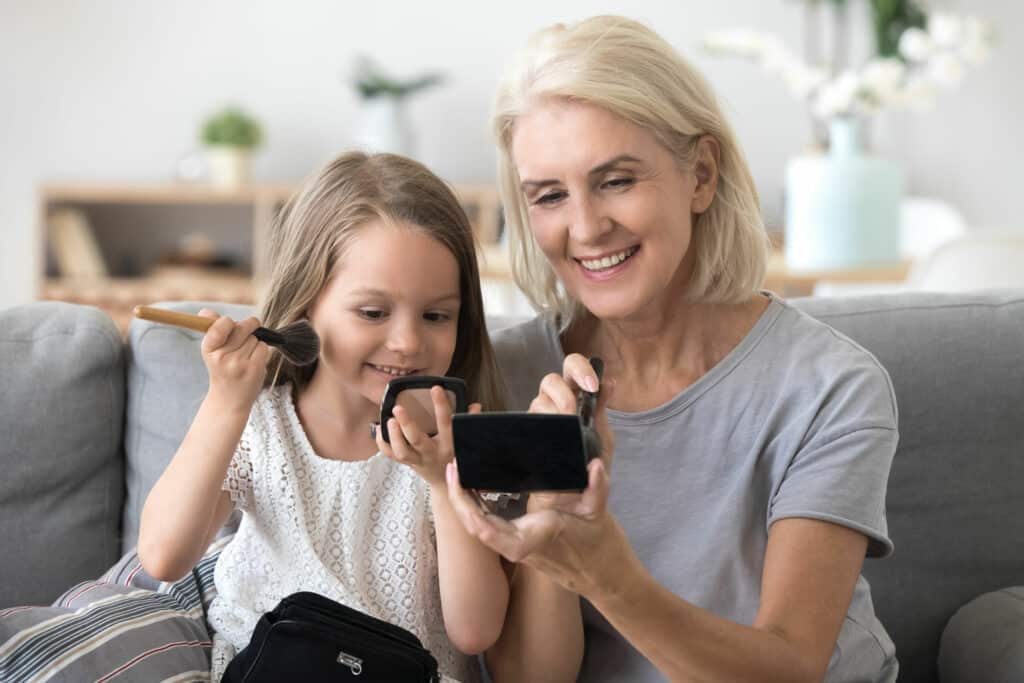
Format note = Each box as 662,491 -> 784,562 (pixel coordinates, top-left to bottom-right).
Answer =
490,295 -> 899,683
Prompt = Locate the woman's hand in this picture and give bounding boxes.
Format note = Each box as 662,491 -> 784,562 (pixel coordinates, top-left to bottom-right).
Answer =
447,353 -> 629,598
378,385 -> 481,488
198,309 -> 269,413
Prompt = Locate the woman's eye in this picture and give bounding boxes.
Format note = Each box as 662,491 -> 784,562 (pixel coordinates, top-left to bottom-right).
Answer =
535,190 -> 567,206
604,176 -> 634,190
358,309 -> 386,320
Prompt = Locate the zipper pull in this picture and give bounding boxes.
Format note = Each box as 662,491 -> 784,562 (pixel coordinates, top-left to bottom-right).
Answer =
337,650 -> 363,675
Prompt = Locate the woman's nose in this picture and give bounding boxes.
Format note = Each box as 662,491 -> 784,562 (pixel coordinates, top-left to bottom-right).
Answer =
568,195 -> 613,244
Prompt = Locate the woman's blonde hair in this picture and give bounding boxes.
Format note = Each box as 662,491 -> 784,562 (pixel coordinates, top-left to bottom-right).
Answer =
259,151 -> 505,410
494,15 -> 769,325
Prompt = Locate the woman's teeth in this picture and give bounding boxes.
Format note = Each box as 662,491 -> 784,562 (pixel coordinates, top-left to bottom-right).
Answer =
371,365 -> 416,376
579,246 -> 639,272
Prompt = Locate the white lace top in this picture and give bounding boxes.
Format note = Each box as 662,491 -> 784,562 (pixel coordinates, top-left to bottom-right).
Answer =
207,384 -> 475,682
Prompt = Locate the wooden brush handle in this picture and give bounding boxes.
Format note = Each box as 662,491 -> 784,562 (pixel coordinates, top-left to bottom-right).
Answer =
133,305 -> 215,333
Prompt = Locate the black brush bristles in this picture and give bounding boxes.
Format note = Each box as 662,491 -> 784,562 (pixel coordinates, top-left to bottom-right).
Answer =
253,320 -> 320,366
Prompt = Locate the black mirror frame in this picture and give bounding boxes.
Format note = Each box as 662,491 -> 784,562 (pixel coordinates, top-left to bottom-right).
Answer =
379,376 -> 469,443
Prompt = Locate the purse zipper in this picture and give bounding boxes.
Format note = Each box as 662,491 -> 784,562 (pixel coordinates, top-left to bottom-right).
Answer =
336,650 -> 363,675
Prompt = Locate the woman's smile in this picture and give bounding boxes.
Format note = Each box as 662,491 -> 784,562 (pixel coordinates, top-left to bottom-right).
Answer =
574,245 -> 641,279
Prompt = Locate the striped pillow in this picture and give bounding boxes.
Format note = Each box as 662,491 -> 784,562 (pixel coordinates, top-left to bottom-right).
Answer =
0,536 -> 229,683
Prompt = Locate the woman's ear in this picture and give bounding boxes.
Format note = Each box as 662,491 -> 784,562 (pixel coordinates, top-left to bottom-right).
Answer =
691,135 -> 721,214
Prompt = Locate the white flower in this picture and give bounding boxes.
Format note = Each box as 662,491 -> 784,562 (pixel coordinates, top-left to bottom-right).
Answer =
928,13 -> 965,49
959,16 -> 995,65
782,63 -> 828,99
898,76 -> 938,111
899,28 -> 934,62
812,70 -> 861,119
926,53 -> 965,88
860,58 -> 906,106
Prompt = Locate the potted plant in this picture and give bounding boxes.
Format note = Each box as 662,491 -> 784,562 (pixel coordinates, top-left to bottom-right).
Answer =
704,1 -> 995,270
349,56 -> 442,157
201,107 -> 263,188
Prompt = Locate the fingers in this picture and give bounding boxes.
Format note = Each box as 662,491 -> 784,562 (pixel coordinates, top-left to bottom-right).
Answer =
577,458 -> 611,517
564,353 -> 600,393
432,385 -> 454,441
536,373 -> 577,414
531,354 -> 603,415
446,462 -> 523,554
200,314 -> 262,355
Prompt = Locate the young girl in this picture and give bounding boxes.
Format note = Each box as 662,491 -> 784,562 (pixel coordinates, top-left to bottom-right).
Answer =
138,152 -> 509,682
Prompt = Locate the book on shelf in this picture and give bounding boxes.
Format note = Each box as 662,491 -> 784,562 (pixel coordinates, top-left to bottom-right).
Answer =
47,208 -> 108,278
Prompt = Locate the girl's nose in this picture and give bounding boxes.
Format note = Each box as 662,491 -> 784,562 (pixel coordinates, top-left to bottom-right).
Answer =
386,318 -> 423,356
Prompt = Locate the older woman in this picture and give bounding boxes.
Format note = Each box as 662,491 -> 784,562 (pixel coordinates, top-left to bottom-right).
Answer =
447,15 -> 898,683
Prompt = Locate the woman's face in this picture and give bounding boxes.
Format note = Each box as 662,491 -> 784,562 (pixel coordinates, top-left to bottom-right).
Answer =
308,220 -> 461,410
511,99 -> 712,321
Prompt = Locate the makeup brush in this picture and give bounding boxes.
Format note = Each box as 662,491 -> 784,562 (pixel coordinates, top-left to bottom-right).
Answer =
133,305 -> 320,366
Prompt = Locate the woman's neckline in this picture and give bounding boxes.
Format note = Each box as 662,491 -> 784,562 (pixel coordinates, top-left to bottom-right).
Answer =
551,293 -> 783,421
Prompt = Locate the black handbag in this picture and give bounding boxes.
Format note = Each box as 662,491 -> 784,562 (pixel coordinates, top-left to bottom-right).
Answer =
221,591 -> 440,682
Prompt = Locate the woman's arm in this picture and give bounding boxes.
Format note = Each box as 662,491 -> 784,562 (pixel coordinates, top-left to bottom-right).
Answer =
451,460 -> 867,682
379,387 -> 510,655
448,353 -> 869,682
588,516 -> 867,683
138,311 -> 268,581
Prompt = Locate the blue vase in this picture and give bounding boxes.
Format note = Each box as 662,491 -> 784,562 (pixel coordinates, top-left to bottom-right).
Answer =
784,117 -> 902,270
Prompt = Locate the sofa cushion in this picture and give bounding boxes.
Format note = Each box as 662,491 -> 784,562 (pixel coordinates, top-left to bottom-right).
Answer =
122,302 -> 254,554
793,291 -> 1024,683
938,586 -> 1024,683
0,537 -> 226,682
0,302 -> 124,608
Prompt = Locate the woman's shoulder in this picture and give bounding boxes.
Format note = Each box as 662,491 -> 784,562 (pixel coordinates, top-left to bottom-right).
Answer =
489,313 -> 564,410
763,297 -> 897,422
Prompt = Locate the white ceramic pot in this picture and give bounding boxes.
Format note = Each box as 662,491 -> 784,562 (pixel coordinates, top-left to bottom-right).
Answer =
206,146 -> 251,188
352,97 -> 413,157
784,118 -> 903,270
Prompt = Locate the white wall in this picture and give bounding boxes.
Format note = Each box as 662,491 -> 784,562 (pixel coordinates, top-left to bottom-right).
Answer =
2,0 -> 1020,309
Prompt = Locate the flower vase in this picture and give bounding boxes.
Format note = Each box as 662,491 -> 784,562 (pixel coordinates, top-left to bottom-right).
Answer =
784,118 -> 902,271
352,96 -> 413,157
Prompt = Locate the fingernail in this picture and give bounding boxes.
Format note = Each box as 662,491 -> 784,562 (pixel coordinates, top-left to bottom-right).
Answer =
584,376 -> 599,392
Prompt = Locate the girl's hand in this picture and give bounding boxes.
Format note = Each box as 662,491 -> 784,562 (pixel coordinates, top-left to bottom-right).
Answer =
378,385 -> 481,488
198,309 -> 269,413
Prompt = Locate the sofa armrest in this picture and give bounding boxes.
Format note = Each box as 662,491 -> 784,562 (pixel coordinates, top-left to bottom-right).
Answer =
938,586 -> 1024,682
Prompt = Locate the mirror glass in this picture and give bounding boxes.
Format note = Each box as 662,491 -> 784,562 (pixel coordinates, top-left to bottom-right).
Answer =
392,388 -> 458,436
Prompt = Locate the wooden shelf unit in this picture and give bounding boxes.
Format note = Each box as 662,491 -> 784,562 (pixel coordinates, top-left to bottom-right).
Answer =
39,182 -> 504,332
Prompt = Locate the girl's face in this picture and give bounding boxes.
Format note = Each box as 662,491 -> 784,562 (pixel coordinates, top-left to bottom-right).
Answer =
308,220 -> 461,410
511,99 -> 710,322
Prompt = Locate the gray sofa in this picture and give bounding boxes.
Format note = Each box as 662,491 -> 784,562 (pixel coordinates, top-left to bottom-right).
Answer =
2,293 -> 1023,682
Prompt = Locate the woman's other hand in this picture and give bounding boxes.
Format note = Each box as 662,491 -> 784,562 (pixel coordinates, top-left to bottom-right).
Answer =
447,353 -> 629,597
198,309 -> 269,413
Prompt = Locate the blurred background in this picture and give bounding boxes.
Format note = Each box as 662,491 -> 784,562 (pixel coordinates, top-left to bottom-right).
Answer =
1,0 -> 1021,324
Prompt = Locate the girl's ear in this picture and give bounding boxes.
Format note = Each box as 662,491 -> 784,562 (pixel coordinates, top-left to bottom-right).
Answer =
691,135 -> 720,215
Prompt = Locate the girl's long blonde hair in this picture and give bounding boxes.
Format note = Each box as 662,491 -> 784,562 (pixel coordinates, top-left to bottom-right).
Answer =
259,151 -> 505,411
494,15 -> 770,327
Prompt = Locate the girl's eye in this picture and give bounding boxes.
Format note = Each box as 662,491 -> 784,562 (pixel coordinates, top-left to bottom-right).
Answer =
424,311 -> 453,323
358,308 -> 386,320
534,190 -> 567,206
